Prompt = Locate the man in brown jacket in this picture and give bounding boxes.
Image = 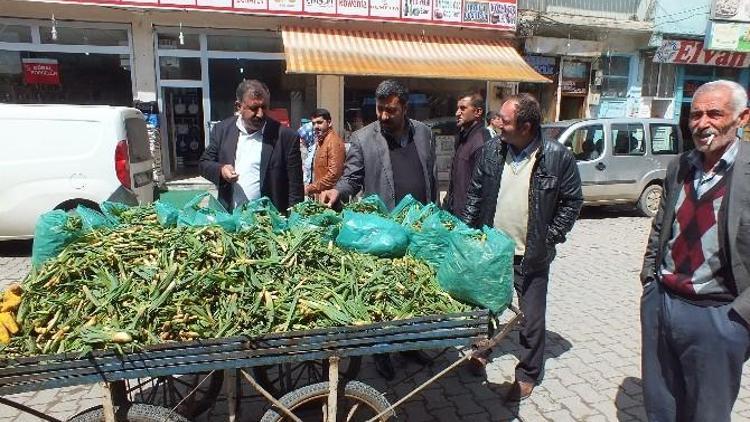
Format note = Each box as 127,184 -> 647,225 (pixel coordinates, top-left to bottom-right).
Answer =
304,108 -> 346,198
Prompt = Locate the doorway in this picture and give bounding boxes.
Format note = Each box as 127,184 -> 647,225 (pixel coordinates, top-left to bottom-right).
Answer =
163,87 -> 205,177
559,96 -> 585,120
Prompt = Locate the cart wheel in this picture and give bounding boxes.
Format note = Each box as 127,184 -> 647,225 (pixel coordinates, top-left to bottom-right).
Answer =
252,357 -> 362,397
259,381 -> 394,422
66,403 -> 192,422
125,371 -> 223,418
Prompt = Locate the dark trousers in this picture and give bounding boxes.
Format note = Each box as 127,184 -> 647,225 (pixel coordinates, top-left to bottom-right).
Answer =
641,282 -> 750,422
513,258 -> 550,384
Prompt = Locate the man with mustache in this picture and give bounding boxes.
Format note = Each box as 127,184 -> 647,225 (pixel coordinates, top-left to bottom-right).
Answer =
640,79 -> 750,421
320,79 -> 437,380
304,108 -> 346,199
199,79 -> 303,213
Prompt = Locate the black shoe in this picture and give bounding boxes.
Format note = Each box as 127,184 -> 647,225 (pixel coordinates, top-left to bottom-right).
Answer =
373,353 -> 395,380
399,350 -> 434,366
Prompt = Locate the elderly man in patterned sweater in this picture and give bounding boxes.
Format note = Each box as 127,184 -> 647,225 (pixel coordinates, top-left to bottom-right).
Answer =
640,79 -> 750,422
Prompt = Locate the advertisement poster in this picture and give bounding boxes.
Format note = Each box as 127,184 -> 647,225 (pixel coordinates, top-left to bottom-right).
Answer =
22,58 -> 60,85
433,0 -> 461,22
370,0 -> 401,18
234,0 -> 268,9
706,21 -> 750,52
488,1 -> 516,27
402,0 -> 432,20
269,0 -> 303,12
305,0 -> 336,14
338,0 -> 368,16
463,1 -> 489,24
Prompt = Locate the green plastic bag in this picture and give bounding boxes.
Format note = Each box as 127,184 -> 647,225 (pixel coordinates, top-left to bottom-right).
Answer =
154,201 -> 180,227
178,193 -> 238,232
436,227 -> 515,313
335,211 -> 409,257
233,197 -> 287,232
76,205 -> 116,232
31,210 -> 83,268
344,195 -> 388,215
100,201 -> 129,224
408,210 -> 470,267
390,195 -> 422,223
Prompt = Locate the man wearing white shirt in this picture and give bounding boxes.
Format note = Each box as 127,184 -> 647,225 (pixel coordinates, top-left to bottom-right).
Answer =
200,79 -> 303,213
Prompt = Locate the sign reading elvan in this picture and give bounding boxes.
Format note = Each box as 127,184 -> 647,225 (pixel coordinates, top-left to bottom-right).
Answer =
37,0 -> 516,30
653,39 -> 750,67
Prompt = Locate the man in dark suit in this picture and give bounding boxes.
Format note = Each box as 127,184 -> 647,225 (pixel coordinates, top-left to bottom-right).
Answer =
199,79 -> 303,213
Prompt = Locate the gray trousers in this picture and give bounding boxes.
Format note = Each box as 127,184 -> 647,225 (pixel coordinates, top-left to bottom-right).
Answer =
641,282 -> 750,422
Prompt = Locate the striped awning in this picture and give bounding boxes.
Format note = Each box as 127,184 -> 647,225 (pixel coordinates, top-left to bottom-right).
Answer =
281,27 -> 550,83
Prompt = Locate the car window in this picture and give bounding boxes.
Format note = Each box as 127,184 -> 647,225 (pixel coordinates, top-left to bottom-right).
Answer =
650,124 -> 679,155
565,124 -> 604,162
611,123 -> 645,156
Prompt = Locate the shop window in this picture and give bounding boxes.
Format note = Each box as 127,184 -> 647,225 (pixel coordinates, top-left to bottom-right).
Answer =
601,56 -> 630,98
207,32 -> 282,52
39,26 -> 129,46
157,32 -> 200,50
650,124 -> 679,155
565,124 -> 604,162
0,24 -> 31,43
642,51 -> 675,98
208,59 -> 316,128
159,57 -> 201,80
0,52 -> 132,105
612,123 -> 645,156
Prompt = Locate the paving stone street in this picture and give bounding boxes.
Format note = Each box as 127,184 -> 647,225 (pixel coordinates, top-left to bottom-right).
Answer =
1,208 -> 749,421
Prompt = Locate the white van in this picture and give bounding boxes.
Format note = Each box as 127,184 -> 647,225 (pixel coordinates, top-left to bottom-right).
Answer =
0,104 -> 154,240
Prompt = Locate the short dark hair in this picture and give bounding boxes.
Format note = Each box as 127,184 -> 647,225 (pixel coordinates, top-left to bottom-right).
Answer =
486,110 -> 500,123
504,93 -> 541,135
375,79 -> 409,105
236,79 -> 270,103
311,108 -> 331,121
462,93 -> 485,112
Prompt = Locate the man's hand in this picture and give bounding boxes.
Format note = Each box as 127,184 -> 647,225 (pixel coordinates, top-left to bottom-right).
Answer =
221,165 -> 239,183
319,189 -> 340,208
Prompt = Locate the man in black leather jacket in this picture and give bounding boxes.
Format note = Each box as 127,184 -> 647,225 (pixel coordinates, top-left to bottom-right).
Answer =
463,93 -> 582,401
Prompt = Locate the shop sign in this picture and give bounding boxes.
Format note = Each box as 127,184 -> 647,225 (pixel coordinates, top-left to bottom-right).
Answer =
713,0 -> 750,22
561,80 -> 587,94
705,21 -> 750,52
524,55 -> 556,75
654,39 -> 750,67
22,58 -> 60,85
42,0 -> 516,30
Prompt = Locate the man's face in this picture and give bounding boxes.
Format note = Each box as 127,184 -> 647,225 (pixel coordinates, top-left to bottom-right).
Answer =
236,94 -> 267,132
312,116 -> 331,139
499,100 -> 531,148
455,97 -> 482,129
688,87 -> 749,154
376,95 -> 407,134
490,114 -> 502,130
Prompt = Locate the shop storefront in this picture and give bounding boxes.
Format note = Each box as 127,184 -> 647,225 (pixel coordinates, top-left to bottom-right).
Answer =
1,0 -> 545,181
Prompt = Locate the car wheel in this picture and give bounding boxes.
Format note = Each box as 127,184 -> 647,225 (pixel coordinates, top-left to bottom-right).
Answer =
637,184 -> 662,217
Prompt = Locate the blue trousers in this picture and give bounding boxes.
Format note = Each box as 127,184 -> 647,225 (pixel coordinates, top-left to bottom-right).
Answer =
641,282 -> 750,422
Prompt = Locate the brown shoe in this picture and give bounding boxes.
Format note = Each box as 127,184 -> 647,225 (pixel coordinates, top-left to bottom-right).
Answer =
505,380 -> 534,402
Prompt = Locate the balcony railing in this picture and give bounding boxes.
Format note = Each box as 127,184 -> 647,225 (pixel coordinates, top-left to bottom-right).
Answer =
518,0 -> 645,20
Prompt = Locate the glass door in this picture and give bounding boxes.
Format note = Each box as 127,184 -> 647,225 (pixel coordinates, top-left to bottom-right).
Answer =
162,87 -> 205,177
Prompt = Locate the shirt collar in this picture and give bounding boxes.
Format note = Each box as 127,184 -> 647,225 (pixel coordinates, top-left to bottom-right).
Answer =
687,138 -> 740,173
508,137 -> 541,162
236,117 -> 264,137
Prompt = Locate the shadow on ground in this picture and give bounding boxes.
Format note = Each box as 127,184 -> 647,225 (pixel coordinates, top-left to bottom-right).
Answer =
0,240 -> 32,257
616,376 -> 647,421
578,206 -> 646,220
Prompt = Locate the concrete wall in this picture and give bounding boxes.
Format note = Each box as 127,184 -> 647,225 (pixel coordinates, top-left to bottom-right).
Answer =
652,0 -> 711,37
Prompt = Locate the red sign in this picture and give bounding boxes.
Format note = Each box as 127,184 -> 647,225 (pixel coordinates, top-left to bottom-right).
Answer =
653,39 -> 750,68
22,59 -> 60,85
33,0 -> 515,30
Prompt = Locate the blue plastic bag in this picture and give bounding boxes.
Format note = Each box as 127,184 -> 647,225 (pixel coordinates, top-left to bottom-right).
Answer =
436,227 -> 515,313
76,205 -> 116,232
390,195 -> 422,224
31,210 -> 83,269
408,210 -> 470,267
154,201 -> 180,227
335,211 -> 409,257
178,193 -> 237,232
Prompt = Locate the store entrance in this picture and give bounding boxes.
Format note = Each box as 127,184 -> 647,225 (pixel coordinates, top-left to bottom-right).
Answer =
163,87 -> 205,178
559,96 -> 585,120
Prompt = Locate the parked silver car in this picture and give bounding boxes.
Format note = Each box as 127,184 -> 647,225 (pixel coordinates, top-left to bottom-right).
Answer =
542,118 -> 683,217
